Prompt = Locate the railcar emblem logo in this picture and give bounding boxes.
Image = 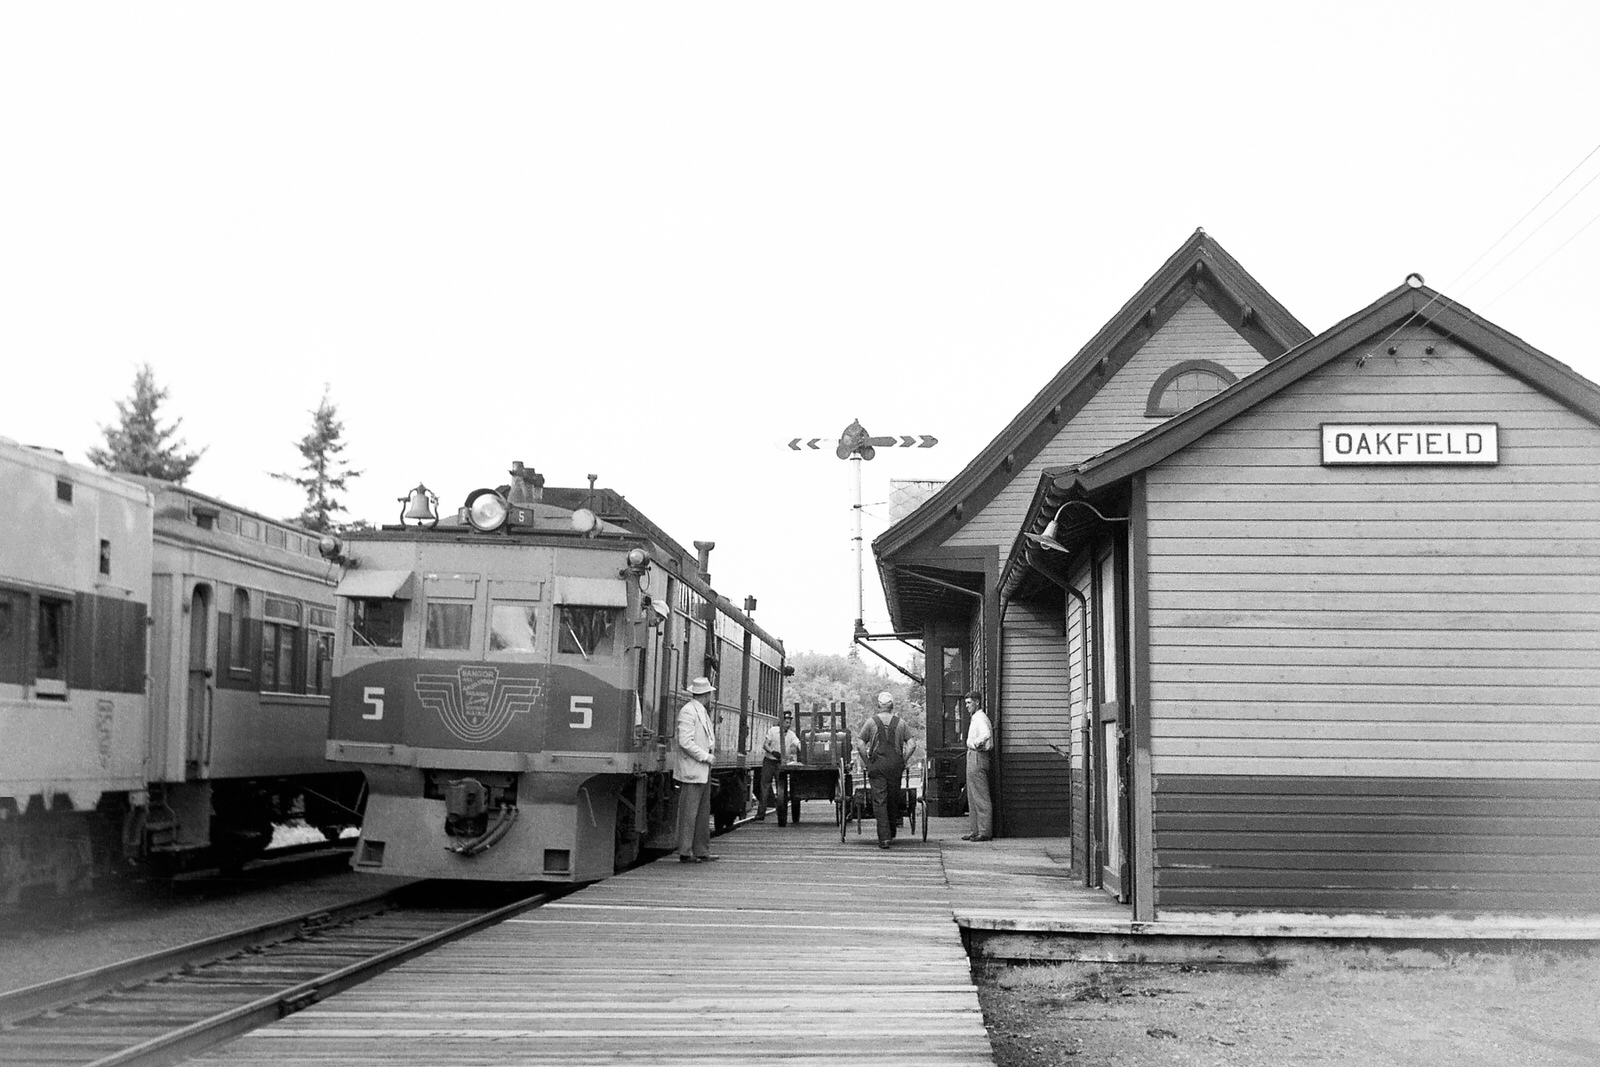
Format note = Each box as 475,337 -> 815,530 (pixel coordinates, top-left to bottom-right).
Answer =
414,666 -> 543,744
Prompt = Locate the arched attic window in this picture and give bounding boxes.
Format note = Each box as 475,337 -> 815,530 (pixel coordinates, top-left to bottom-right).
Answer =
1145,359 -> 1238,417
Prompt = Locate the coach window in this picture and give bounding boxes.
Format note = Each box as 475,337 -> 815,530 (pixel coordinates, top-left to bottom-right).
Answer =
261,597 -> 302,693
35,597 -> 69,698
230,588 -> 252,671
306,606 -> 335,695
0,589 -> 25,686
351,599 -> 405,649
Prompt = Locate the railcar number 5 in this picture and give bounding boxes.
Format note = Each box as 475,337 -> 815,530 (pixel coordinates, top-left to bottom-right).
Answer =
570,695 -> 593,729
363,687 -> 385,720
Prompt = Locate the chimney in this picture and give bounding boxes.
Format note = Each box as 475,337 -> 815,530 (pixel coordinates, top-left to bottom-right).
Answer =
693,540 -> 715,585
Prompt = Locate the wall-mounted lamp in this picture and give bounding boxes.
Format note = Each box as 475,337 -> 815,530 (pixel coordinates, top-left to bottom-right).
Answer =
1024,498 -> 1128,552
399,484 -> 439,528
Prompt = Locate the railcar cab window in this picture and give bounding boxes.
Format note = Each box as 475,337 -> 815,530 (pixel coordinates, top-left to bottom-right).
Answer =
489,603 -> 539,653
351,599 -> 405,649
425,602 -> 473,651
558,606 -> 618,658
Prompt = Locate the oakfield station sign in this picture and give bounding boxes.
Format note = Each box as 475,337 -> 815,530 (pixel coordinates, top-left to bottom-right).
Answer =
1321,423 -> 1500,466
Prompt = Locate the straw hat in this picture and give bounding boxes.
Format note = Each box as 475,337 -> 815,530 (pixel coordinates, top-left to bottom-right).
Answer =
688,677 -> 715,695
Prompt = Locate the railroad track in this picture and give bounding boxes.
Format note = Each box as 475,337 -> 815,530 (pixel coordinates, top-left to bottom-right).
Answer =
0,883 -> 550,1067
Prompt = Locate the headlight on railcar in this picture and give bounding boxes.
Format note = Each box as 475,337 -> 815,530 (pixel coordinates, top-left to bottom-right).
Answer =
463,488 -> 510,532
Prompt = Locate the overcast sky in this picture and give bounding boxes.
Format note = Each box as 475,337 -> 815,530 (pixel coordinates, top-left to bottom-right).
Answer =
4,3 -> 1598,662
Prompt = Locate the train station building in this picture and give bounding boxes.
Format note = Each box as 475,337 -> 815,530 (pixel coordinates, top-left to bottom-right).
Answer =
875,230 -> 1600,920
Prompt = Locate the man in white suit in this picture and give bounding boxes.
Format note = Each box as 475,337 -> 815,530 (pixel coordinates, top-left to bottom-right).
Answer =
675,676 -> 718,863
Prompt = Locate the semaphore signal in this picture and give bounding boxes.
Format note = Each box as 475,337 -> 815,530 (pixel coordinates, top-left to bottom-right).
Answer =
783,420 -> 940,646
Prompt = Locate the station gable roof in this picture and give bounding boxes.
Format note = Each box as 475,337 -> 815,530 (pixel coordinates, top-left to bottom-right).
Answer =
1002,280 -> 1600,598
875,228 -> 1310,630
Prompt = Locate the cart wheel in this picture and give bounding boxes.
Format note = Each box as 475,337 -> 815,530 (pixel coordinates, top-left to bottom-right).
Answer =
791,794 -> 801,824
775,778 -> 787,827
837,759 -> 848,842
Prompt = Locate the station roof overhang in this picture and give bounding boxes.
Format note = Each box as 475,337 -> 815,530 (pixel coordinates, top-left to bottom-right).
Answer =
1000,280 -> 1600,599
878,559 -> 986,634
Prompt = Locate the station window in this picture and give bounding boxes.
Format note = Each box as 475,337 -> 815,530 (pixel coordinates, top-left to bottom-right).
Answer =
260,621 -> 298,692
425,603 -> 473,651
1145,360 -> 1237,417
0,589 -> 25,685
558,606 -> 618,657
489,603 -> 539,653
351,599 -> 405,649
56,479 -> 72,503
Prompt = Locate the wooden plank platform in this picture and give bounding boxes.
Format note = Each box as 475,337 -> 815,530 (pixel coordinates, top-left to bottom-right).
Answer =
937,825 -> 1600,960
187,809 -> 994,1066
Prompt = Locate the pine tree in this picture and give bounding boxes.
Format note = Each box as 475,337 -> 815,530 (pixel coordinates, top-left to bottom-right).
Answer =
87,364 -> 205,483
272,386 -> 361,532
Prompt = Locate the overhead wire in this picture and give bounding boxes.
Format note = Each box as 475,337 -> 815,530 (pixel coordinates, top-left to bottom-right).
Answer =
1359,137 -> 1600,363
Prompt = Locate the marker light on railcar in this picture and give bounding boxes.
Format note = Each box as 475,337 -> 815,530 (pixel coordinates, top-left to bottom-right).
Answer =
463,488 -> 510,532
571,508 -> 598,534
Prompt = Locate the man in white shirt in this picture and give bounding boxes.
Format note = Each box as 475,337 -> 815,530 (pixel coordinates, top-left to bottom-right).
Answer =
756,711 -> 800,821
674,677 -> 719,863
962,689 -> 993,841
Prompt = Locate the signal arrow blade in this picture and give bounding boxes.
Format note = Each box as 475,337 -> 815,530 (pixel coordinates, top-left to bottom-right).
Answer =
807,439 -> 822,449
788,438 -> 802,451
863,436 -> 898,448
899,436 -> 916,447
918,436 -> 938,448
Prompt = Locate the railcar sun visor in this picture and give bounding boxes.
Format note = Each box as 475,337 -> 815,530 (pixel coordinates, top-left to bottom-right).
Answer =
335,570 -> 417,600
552,576 -> 628,607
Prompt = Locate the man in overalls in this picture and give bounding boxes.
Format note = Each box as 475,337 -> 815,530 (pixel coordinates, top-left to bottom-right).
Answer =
854,691 -> 914,850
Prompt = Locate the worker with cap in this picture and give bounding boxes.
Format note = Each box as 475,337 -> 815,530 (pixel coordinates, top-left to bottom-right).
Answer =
854,690 -> 916,849
674,677 -> 719,863
757,711 -> 801,822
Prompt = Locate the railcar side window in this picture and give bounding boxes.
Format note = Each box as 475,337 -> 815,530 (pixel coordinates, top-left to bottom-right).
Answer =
351,599 -> 405,648
425,603 -> 473,651
558,606 -> 618,657
0,589 -> 25,685
489,603 -> 539,652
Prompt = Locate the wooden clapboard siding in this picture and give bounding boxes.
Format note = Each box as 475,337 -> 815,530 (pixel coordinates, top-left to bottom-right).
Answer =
1153,775 -> 1600,913
998,599 -> 1072,836
1142,332 -> 1600,781
948,298 -> 1266,548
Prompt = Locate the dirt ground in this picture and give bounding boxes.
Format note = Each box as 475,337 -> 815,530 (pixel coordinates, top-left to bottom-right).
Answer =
975,947 -> 1600,1066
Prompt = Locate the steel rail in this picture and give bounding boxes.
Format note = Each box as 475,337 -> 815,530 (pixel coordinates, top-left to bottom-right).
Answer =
83,890 -> 549,1067
0,886 -> 402,1026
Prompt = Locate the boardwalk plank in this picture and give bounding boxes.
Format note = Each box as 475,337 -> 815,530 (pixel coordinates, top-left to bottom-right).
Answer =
185,818 -> 994,1066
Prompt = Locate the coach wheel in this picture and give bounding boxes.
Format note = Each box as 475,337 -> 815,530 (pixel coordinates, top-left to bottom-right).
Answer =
790,793 -> 801,824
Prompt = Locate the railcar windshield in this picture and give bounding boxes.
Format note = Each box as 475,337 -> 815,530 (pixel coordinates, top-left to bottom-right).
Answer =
425,602 -> 473,650
489,603 -> 539,652
351,598 -> 405,648
558,605 -> 618,658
